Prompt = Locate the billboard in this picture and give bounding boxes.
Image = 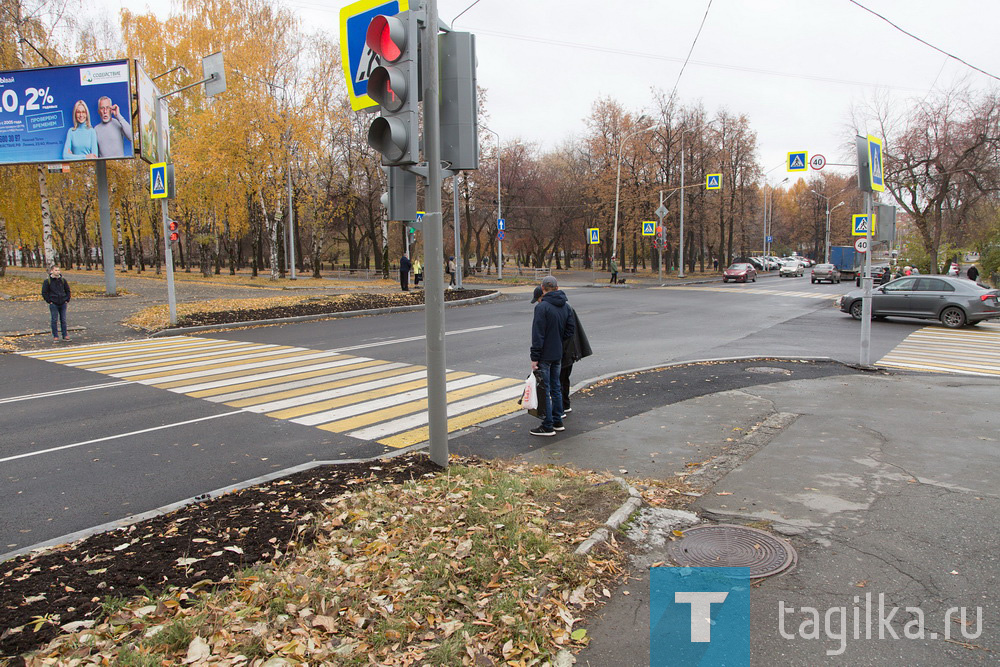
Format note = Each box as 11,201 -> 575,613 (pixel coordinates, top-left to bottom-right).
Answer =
0,59 -> 134,166
135,61 -> 170,165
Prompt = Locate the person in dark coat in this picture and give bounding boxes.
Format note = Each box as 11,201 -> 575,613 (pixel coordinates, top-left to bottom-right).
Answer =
529,276 -> 575,436
399,253 -> 412,291
41,266 -> 72,342
532,285 -> 592,414
967,265 -> 979,282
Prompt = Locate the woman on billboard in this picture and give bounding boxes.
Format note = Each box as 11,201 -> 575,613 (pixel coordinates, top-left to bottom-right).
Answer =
62,100 -> 98,159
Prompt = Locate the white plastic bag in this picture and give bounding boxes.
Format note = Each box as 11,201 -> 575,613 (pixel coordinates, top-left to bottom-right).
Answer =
520,372 -> 538,411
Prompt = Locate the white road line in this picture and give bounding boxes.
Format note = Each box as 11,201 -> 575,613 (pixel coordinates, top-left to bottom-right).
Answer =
206,362 -> 411,403
162,356 -> 367,393
81,342 -> 278,371
326,325 -> 503,353
290,375 -> 495,426
119,351 -> 338,383
45,340 -> 251,365
348,386 -> 522,440
247,370 -> 433,414
89,345 -> 306,375
0,381 -> 133,405
0,411 -> 245,464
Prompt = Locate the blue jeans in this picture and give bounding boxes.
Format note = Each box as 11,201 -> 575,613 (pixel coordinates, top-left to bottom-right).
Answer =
537,360 -> 563,429
49,302 -> 68,338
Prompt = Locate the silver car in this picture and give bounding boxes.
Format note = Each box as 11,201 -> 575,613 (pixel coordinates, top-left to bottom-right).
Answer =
837,275 -> 1000,328
811,263 -> 841,284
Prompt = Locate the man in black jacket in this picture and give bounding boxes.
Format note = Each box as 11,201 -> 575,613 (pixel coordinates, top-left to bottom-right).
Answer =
529,276 -> 575,436
399,253 -> 412,292
532,285 -> 592,415
42,266 -> 72,342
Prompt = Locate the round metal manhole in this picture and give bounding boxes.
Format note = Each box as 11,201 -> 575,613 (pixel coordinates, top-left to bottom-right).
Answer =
745,366 -> 793,376
667,524 -> 797,578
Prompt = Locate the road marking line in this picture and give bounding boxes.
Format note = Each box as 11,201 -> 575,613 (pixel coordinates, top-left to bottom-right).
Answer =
170,356 -> 364,394
0,381 -> 132,405
212,362 -> 409,405
125,351 -> 340,384
326,325 -> 504,353
245,369 -> 442,415
21,338 -> 237,363
262,374 -> 442,420
379,398 -> 523,449
80,342 -> 279,371
117,349 -> 324,381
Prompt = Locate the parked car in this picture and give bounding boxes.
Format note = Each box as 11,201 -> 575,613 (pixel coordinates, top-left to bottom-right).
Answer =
836,275 -> 1000,328
811,263 -> 841,284
779,260 -> 804,277
723,263 -> 757,283
764,256 -> 781,270
747,257 -> 765,271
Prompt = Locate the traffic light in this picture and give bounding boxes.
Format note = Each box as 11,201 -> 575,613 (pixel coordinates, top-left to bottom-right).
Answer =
439,31 -> 479,170
366,11 -> 419,165
168,219 -> 179,243
380,165 -> 417,221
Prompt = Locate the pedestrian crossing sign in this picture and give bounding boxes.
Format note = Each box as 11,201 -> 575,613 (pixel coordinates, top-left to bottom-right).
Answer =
787,151 -> 807,172
642,221 -> 656,236
867,135 -> 885,192
150,162 -> 167,199
706,173 -> 721,190
588,228 -> 600,244
852,214 -> 876,236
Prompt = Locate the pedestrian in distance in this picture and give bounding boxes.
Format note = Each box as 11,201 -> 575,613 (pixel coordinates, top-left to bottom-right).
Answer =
399,252 -> 412,292
42,266 -> 72,342
413,257 -> 423,287
447,256 -> 457,287
529,276 -> 575,437
533,286 -> 592,415
609,255 -> 619,284
967,265 -> 979,282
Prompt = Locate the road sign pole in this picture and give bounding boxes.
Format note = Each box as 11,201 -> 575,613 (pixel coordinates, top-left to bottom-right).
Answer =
860,192 -> 873,366
657,190 -> 664,283
452,172 -> 462,289
156,96 -> 178,326
95,160 -> 117,296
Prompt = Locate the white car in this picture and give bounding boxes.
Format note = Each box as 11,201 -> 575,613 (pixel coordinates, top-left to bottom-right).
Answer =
779,260 -> 804,277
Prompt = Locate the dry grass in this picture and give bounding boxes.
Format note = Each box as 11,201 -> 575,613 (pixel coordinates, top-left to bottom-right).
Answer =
122,294 -> 346,331
1,276 -> 121,301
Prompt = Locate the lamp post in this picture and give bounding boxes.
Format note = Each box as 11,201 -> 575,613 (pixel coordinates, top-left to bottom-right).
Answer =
612,122 -> 665,261
483,126 -> 502,279
810,189 -> 845,263
678,119 -> 717,278
762,177 -> 788,257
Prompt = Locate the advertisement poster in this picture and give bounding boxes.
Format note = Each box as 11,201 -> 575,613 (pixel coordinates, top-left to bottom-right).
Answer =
135,61 -> 170,165
0,59 -> 134,166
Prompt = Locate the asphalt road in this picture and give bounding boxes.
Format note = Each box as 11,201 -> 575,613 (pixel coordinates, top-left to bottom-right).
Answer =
1,277 -> 925,553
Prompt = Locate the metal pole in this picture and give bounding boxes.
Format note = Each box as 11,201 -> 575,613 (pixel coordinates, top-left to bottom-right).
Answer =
679,135 -> 686,278
95,160 -> 117,295
495,133 -> 502,281
860,192 -> 873,366
288,167 -> 296,279
824,201 -> 831,264
762,186 -> 768,257
422,0 -> 448,467
453,173 -> 462,288
658,190 -> 664,283
156,96 -> 177,325
612,148 -> 624,261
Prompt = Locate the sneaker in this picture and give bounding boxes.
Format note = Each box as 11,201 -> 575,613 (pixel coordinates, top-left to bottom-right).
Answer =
62,337 -> 70,341
530,426 -> 556,437
552,421 -> 565,431
53,337 -> 60,343
563,407 -> 572,414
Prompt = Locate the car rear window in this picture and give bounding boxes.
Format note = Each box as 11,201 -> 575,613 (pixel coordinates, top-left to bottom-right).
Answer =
916,278 -> 955,292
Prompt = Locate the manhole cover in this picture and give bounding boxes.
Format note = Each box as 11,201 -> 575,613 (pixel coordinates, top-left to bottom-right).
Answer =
667,524 -> 797,578
745,366 -> 792,375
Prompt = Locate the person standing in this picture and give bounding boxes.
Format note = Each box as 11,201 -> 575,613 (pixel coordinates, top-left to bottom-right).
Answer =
399,253 -> 412,291
529,276 -> 575,436
447,256 -> 457,287
413,257 -> 423,286
533,286 -> 592,415
967,264 -> 980,282
42,266 -> 72,342
609,255 -> 619,284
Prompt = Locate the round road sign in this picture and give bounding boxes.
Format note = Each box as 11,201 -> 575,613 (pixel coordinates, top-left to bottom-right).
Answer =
854,237 -> 868,253
497,230 -> 505,241
810,154 -> 826,170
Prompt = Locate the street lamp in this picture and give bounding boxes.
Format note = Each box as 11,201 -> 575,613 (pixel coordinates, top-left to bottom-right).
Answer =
483,126 -> 502,279
678,119 -> 718,278
612,121 -> 665,260
763,177 -> 788,257
810,189 -> 846,263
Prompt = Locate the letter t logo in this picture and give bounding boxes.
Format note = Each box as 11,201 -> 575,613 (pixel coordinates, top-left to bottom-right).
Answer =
675,592 -> 729,642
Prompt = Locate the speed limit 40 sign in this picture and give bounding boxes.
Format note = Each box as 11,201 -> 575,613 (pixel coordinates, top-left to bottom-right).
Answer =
855,237 -> 869,253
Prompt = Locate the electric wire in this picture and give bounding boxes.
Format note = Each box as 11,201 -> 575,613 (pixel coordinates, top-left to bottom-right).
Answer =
668,0 -> 714,103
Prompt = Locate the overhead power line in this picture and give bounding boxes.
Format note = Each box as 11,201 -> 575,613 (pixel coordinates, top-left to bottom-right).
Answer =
668,0 -> 715,102
848,0 -> 999,82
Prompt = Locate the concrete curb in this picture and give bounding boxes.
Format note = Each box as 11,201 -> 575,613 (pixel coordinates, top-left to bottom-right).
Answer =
149,290 -> 501,337
575,477 -> 644,556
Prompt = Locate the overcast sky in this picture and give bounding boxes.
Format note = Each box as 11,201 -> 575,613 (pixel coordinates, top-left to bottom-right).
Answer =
104,0 -> 998,186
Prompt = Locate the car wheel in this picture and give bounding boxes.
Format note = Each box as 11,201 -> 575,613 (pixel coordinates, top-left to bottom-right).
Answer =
811,278 -> 816,284
940,306 -> 967,329
751,276 -> 756,282
850,301 -> 864,320
722,278 -> 727,283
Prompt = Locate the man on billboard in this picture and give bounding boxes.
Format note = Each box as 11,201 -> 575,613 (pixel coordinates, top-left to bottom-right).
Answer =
95,95 -> 132,158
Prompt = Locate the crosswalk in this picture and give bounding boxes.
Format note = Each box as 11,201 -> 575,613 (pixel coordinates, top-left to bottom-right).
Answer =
876,321 -> 1000,376
655,285 -> 838,301
20,336 -> 523,448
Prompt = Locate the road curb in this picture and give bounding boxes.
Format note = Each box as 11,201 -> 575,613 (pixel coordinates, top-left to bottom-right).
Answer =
575,477 -> 643,556
148,290 -> 501,337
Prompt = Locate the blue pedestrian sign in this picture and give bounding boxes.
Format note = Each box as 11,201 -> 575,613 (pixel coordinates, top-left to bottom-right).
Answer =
588,228 -> 600,245
852,214 -> 874,236
416,210 -> 424,223
150,162 -> 167,199
867,135 -> 885,192
339,0 -> 408,111
497,218 -> 505,231
787,151 -> 807,172
642,221 -> 656,236
705,173 -> 721,190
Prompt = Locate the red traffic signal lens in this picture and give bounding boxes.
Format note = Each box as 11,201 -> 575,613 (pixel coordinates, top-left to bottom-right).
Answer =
366,15 -> 405,63
168,220 -> 178,231
169,232 -> 179,242
368,66 -> 406,111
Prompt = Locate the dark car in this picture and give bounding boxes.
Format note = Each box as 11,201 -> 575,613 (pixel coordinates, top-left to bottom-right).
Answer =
836,275 -> 1000,328
855,265 -> 890,287
722,263 -> 757,283
811,263 -> 841,284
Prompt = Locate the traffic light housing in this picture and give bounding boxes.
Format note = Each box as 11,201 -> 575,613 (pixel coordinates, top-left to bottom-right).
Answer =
380,165 -> 417,221
439,31 -> 479,170
168,219 -> 179,243
366,11 -> 419,165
